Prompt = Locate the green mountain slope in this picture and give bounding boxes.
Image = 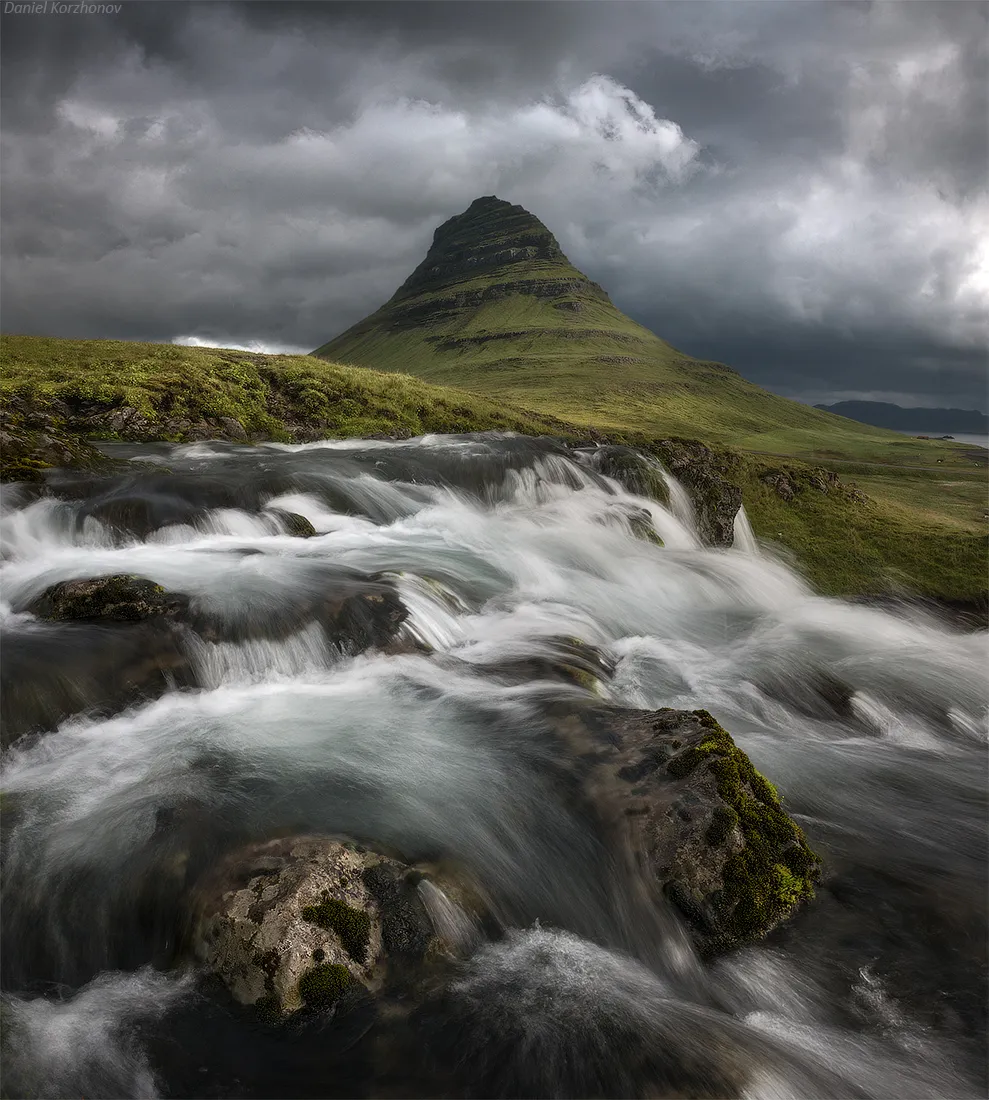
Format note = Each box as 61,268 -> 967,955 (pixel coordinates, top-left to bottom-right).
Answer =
314,197 -> 955,467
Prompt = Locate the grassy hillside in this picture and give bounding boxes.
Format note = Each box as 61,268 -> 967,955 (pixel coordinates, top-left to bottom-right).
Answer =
2,333 -> 985,606
0,333 -> 571,455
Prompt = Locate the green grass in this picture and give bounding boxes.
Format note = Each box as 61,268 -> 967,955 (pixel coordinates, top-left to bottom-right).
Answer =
740,460 -> 986,602
0,333 -> 573,443
1,332 -> 985,605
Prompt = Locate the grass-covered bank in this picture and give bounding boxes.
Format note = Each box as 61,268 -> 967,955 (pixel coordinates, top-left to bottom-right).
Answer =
1,334 -> 985,607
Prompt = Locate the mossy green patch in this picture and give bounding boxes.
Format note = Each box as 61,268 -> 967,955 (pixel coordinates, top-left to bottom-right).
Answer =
301,897 -> 371,963
297,963 -> 355,1008
668,710 -> 820,948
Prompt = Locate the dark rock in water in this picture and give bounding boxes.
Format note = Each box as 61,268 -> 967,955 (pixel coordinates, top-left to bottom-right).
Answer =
188,836 -> 481,1021
579,445 -> 671,507
753,666 -> 855,722
269,509 -> 318,538
322,584 -> 408,653
28,574 -> 189,623
576,437 -> 742,546
554,706 -> 820,954
0,620 -> 194,748
652,440 -> 742,547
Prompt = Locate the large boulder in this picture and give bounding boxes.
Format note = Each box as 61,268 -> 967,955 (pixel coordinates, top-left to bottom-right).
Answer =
574,440 -> 742,548
555,706 -> 820,954
188,836 -> 482,1022
0,576 -> 195,748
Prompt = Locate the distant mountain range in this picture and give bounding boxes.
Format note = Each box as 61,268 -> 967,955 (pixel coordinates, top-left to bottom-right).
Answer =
814,401 -> 988,435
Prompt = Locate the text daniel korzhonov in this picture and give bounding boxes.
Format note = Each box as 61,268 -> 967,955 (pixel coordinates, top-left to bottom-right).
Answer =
4,1 -> 122,13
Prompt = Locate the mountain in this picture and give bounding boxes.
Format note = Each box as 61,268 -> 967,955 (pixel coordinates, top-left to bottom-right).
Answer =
314,196 -> 900,456
814,401 -> 988,435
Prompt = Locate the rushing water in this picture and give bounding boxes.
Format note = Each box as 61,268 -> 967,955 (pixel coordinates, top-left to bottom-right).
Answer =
1,434 -> 986,1099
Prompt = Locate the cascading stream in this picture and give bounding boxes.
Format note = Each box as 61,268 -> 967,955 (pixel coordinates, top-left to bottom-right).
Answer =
1,434 -> 985,1100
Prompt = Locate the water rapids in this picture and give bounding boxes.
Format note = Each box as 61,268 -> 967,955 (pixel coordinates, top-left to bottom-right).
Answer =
1,433 -> 985,1099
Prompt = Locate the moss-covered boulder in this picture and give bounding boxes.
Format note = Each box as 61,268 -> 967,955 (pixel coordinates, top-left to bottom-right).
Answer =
188,836 -> 482,1022
554,706 -> 820,954
28,574 -> 189,623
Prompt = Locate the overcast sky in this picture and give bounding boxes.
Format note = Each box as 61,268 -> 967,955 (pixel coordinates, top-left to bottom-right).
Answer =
2,1 -> 987,410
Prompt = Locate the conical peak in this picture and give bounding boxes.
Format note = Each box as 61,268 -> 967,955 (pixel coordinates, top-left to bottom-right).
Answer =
393,196 -> 572,301
431,195 -> 559,250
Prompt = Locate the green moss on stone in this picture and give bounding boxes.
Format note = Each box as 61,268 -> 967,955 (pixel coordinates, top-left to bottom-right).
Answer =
667,709 -> 820,948
706,806 -> 739,846
301,897 -> 371,963
298,963 -> 355,1008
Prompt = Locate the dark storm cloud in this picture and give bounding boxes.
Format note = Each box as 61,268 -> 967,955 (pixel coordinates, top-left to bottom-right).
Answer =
1,1 -> 986,407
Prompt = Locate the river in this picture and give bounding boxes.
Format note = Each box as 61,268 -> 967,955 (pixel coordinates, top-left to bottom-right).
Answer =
1,434 -> 986,1099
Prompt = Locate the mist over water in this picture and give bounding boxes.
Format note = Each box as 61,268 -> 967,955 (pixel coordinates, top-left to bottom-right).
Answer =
1,434 -> 986,1099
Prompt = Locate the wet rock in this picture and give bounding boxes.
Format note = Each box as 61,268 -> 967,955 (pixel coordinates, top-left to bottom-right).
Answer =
322,584 -> 408,653
555,706 -> 821,955
472,635 -> 614,695
410,926 -> 756,1100
28,574 -> 189,624
0,620 -> 195,749
180,569 -> 408,652
269,509 -> 317,538
652,440 -> 742,547
580,445 -> 671,508
188,836 -> 475,1021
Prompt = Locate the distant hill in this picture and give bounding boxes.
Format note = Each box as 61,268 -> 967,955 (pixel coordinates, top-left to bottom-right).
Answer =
314,196 -> 912,459
814,401 -> 988,435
